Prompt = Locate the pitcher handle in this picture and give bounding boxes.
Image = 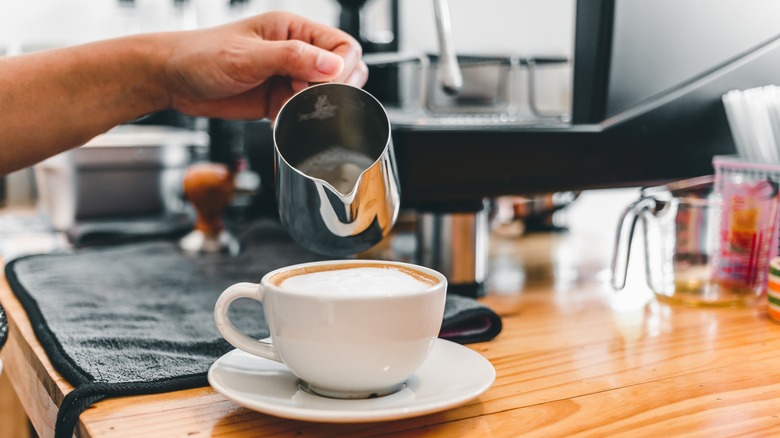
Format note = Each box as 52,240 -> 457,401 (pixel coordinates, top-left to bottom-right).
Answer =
611,197 -> 655,290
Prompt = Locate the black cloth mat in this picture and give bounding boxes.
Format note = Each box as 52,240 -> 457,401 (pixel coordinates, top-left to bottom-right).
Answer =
5,220 -> 501,438
65,213 -> 193,247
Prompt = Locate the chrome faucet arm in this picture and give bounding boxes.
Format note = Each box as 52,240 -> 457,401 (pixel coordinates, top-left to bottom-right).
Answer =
433,0 -> 463,95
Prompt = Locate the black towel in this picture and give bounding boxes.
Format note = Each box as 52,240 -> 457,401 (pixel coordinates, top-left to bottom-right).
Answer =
65,213 -> 193,247
5,220 -> 501,438
0,302 -> 7,352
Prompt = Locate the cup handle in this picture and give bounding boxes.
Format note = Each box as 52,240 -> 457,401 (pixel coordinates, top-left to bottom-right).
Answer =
214,282 -> 281,362
611,197 -> 655,290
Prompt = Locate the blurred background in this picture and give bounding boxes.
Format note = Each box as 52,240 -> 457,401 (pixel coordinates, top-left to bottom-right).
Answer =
0,1 -> 573,56
0,0 -> 574,225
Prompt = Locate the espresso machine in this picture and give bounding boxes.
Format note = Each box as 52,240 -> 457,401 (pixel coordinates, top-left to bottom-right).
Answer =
241,0 -> 780,297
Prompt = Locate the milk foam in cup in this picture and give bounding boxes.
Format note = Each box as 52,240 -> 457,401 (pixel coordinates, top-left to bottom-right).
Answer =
278,267 -> 434,296
214,260 -> 447,399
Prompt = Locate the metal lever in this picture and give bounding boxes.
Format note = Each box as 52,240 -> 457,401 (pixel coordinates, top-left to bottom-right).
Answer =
433,0 -> 463,95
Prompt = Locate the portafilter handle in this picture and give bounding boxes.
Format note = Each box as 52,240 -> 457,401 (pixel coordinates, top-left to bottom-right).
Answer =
179,162 -> 240,255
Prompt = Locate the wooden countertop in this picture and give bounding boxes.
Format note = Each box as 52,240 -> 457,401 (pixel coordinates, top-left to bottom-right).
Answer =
4,191 -> 780,437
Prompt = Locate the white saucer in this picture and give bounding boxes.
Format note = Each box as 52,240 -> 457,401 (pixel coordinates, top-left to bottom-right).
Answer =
208,338 -> 495,423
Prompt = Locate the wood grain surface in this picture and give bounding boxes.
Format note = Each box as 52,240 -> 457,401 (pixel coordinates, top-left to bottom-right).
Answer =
3,191 -> 780,437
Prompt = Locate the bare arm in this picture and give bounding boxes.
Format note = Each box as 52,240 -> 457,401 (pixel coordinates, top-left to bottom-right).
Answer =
0,11 -> 366,175
0,35 -> 166,173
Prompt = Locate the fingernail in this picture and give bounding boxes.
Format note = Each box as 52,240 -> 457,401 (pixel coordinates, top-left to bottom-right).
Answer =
316,51 -> 343,75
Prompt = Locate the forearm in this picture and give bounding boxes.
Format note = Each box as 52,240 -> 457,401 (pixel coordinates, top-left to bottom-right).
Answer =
0,34 -> 170,174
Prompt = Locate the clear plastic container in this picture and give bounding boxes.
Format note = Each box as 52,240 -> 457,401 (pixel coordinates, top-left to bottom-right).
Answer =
612,175 -> 779,307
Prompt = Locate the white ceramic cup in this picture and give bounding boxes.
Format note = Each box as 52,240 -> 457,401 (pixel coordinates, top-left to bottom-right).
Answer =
214,259 -> 447,399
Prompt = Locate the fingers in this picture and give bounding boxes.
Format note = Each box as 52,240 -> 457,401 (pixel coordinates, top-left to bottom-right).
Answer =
345,60 -> 369,87
307,26 -> 365,86
250,39 -> 345,84
266,77 -> 297,119
249,41 -> 365,96
174,77 -> 295,121
251,12 -> 367,87
169,12 -> 370,121
290,79 -> 309,93
173,85 -> 270,120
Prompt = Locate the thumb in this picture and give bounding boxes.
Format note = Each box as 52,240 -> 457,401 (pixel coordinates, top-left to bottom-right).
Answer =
259,40 -> 345,82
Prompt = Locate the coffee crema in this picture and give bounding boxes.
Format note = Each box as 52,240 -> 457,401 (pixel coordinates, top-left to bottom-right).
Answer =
271,263 -> 438,296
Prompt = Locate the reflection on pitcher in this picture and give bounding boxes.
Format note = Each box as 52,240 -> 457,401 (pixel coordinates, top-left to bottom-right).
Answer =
273,83 -> 400,257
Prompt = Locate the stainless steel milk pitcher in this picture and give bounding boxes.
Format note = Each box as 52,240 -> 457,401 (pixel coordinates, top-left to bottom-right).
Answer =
273,83 -> 400,256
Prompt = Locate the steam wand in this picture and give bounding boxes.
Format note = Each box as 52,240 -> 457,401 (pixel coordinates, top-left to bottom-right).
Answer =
433,0 -> 463,96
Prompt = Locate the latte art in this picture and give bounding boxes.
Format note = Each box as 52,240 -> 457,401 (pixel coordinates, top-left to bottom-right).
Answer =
277,266 -> 434,296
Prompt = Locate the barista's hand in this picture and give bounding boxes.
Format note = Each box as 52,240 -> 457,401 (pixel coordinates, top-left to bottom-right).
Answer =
162,11 -> 367,120
0,11 -> 366,174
